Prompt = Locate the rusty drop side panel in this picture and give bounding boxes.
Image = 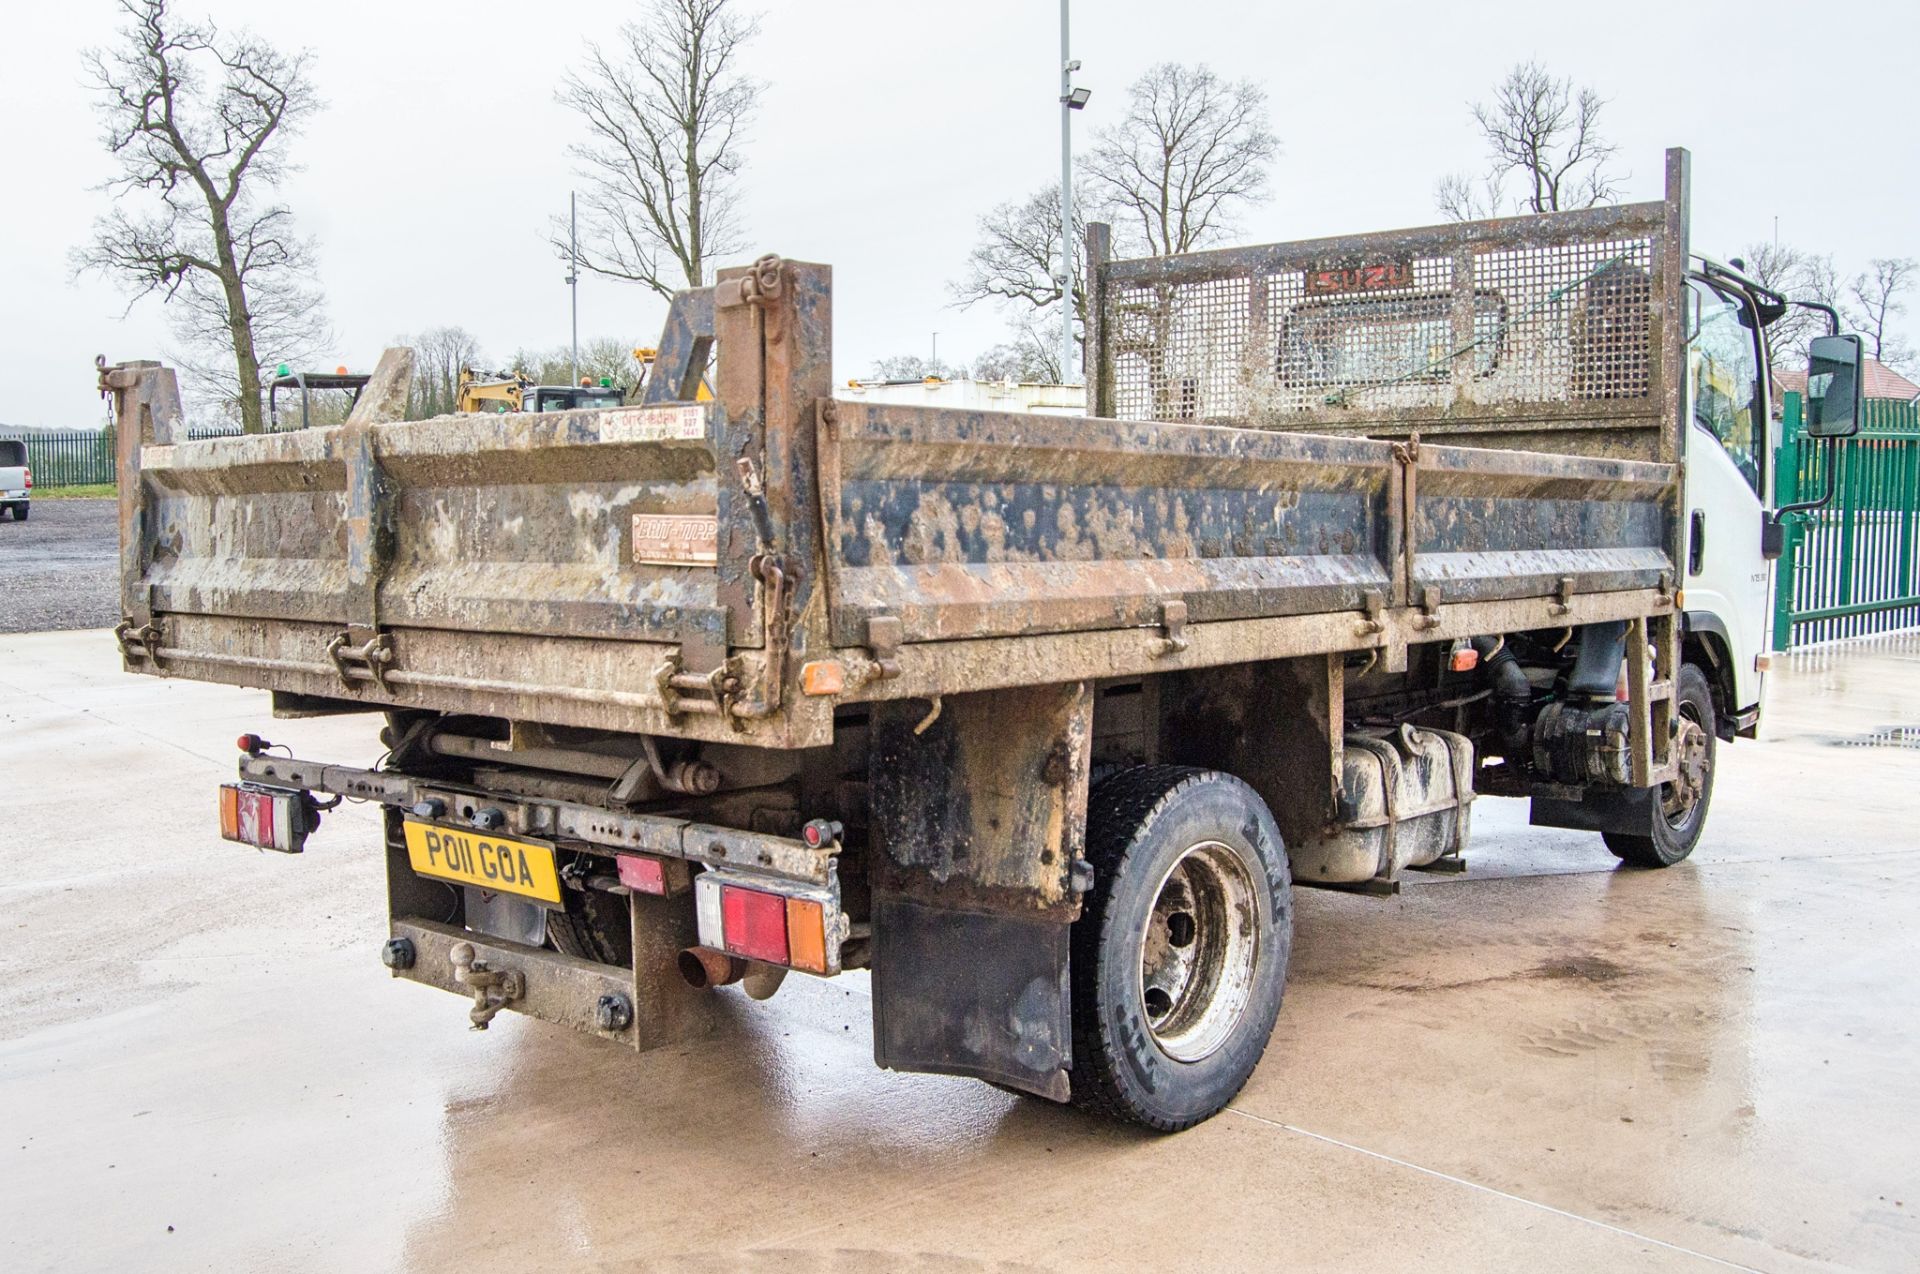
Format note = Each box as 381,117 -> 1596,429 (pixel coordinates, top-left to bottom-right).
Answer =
820,405 -> 1399,647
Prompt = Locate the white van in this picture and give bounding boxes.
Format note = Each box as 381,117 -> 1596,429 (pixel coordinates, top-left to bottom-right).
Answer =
0,440 -> 29,521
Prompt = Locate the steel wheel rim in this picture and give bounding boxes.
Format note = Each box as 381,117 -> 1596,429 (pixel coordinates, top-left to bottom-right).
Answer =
1138,839 -> 1260,1062
1663,702 -> 1710,831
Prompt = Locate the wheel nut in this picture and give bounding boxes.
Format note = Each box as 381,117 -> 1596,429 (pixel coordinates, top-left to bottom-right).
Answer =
381,938 -> 416,970
593,993 -> 633,1032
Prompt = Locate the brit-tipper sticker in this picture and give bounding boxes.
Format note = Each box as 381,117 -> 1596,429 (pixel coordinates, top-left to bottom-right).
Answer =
632,513 -> 719,566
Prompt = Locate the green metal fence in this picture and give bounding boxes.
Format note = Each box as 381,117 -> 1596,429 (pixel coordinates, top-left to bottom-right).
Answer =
0,428 -> 118,488
1772,393 -> 1920,649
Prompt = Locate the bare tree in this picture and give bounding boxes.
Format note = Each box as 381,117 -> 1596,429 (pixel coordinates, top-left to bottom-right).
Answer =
1434,171 -> 1505,223
1846,258 -> 1916,372
1436,61 -> 1620,221
77,0 -> 326,433
972,333 -> 1062,383
865,354 -> 967,382
1738,242 -> 1824,369
1084,63 -> 1278,259
509,339 -> 647,393
405,326 -> 486,419
557,0 -> 761,298
950,181 -> 1090,369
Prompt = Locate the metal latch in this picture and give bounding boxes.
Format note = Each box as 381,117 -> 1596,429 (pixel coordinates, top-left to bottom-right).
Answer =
865,614 -> 903,681
1415,585 -> 1444,631
325,630 -> 395,693
113,618 -> 163,664
653,650 -> 744,720
713,254 -> 786,310
449,941 -> 524,1030
1355,588 -> 1385,637
1549,575 -> 1575,618
1151,599 -> 1190,657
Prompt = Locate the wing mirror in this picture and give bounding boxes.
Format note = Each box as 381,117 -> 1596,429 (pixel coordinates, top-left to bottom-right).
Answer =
1804,334 -> 1865,439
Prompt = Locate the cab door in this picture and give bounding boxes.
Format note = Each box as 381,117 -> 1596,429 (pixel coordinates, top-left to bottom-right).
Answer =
1683,276 -> 1770,717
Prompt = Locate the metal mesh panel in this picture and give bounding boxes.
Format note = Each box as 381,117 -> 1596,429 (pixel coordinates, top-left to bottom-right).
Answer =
1104,227 -> 1657,429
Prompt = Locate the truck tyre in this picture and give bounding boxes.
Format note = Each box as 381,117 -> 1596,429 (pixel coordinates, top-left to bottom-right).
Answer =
9,503 -> 25,521
1069,766 -> 1292,1131
1603,662 -> 1716,868
546,880 -> 633,968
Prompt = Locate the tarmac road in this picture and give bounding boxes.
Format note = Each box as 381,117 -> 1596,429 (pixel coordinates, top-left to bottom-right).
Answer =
0,498 -> 118,633
1,629 -> 1918,1273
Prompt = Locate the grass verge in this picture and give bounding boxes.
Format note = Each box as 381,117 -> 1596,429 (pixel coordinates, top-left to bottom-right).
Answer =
29,484 -> 117,499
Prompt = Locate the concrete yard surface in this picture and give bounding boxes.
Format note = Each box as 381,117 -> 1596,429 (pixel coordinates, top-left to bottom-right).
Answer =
0,498 -> 119,634
2,629 -> 1917,1272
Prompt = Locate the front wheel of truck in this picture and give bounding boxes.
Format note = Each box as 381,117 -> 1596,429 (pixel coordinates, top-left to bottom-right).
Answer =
1603,662 -> 1717,868
1069,766 -> 1292,1131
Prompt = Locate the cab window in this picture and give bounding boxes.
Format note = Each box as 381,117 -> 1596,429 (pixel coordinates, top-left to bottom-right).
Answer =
1687,279 -> 1765,496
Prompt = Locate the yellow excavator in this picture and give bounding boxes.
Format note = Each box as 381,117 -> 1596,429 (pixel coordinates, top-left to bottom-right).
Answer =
453,350 -> 707,414
455,368 -> 531,414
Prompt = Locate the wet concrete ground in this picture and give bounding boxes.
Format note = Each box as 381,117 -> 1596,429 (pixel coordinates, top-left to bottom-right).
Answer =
2,630 -> 1917,1272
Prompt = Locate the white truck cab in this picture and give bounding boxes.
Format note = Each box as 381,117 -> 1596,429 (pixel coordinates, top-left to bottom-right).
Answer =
1682,257 -> 1791,737
1681,255 -> 1868,736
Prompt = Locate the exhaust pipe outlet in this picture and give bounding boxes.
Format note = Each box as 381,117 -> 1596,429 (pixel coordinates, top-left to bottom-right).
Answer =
678,946 -> 747,989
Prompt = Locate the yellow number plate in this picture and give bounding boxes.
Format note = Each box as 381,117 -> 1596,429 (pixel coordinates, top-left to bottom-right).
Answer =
403,821 -> 563,906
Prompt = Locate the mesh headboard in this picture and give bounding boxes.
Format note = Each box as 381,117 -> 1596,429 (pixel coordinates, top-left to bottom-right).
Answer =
1088,150 -> 1689,464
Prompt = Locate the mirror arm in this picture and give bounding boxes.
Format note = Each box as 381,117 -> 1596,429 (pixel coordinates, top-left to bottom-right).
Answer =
1791,299 -> 1842,338
1771,438 -> 1840,525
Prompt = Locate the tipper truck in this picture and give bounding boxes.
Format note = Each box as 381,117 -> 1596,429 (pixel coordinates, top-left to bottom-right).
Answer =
102,149 -> 1865,1129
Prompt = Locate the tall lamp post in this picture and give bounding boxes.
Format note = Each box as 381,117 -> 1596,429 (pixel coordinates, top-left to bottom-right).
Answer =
567,191 -> 580,387
1058,2 -> 1089,385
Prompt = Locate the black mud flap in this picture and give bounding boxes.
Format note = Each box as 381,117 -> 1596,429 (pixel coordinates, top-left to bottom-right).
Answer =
870,895 -> 1072,1101
1530,785 -> 1657,834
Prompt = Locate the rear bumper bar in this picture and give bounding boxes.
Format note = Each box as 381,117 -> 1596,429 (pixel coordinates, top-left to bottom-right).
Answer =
237,753 -> 833,888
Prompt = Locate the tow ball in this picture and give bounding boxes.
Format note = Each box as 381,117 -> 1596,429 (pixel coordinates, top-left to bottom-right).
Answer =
448,941 -> 523,1030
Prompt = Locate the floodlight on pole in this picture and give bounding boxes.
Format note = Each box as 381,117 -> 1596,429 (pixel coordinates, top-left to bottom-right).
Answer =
1057,2 -> 1087,386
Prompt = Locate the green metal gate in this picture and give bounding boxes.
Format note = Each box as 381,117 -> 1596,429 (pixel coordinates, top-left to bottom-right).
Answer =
0,428 -> 119,488
1772,392 -> 1920,649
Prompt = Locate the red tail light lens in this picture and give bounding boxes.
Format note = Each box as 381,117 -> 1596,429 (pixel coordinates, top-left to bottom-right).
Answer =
616,853 -> 668,895
23,468 -> 31,490
719,885 -> 789,964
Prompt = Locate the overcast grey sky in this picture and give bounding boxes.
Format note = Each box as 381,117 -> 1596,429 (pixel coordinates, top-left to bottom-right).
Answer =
4,0 -> 1915,428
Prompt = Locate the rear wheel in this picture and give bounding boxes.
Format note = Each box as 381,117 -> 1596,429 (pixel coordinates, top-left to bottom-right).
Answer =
1603,662 -> 1716,867
1069,766 -> 1292,1131
546,859 -> 633,967
7,503 -> 24,521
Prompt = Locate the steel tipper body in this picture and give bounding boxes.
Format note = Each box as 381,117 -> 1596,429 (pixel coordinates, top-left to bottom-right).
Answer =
106,149 -> 1790,1129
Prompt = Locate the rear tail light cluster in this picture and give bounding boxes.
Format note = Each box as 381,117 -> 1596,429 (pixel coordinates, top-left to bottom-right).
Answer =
218,783 -> 313,853
694,870 -> 846,975
23,468 -> 31,490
